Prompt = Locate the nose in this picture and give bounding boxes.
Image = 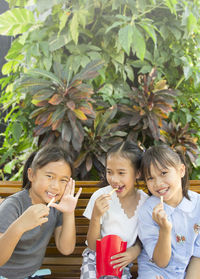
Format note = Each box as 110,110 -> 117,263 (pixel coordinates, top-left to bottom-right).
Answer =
154,176 -> 163,189
49,179 -> 60,191
110,174 -> 119,185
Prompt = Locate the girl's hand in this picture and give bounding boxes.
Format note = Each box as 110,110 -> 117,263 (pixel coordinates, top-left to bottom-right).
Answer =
18,204 -> 50,232
152,203 -> 172,231
50,178 -> 82,213
110,247 -> 137,271
156,276 -> 164,279
92,194 -> 111,218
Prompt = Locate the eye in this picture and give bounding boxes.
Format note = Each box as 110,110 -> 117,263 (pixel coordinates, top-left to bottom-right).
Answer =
106,170 -> 112,175
161,171 -> 167,176
61,179 -> 69,183
146,176 -> 153,181
119,171 -> 125,175
46,175 -> 53,179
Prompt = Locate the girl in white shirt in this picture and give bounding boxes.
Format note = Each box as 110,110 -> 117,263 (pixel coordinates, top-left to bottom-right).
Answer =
80,141 -> 148,279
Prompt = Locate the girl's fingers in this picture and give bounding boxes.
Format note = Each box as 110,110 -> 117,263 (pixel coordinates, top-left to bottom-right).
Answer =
111,253 -> 124,260
75,187 -> 82,199
64,180 -> 71,195
64,178 -> 74,196
112,261 -> 126,269
40,217 -> 48,224
70,179 -> 75,195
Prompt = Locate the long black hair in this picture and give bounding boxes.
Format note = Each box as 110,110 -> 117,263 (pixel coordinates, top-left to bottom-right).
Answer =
22,145 -> 74,189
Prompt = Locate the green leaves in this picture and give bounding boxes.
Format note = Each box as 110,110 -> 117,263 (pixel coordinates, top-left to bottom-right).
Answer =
0,8 -> 35,36
118,68 -> 177,141
1,0 -> 200,180
132,25 -> 146,61
118,23 -> 152,60
118,25 -> 133,55
74,106 -> 127,179
16,60 -> 104,153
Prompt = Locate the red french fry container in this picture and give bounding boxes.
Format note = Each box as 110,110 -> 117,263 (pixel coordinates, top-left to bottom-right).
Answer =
96,234 -> 127,279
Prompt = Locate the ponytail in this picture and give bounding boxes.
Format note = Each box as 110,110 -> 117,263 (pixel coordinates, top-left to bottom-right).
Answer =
175,148 -> 190,199
22,151 -> 37,189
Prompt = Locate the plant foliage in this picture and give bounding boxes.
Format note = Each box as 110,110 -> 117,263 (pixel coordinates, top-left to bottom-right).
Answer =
0,0 -> 200,179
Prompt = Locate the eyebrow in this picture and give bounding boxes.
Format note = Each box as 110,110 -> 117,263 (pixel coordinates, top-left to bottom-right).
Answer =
45,171 -> 70,179
106,168 -> 127,171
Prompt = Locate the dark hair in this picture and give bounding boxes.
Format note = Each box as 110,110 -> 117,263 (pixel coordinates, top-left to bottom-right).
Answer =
22,145 -> 74,189
141,145 -> 189,199
100,140 -> 143,186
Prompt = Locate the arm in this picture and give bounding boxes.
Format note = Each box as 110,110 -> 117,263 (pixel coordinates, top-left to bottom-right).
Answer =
87,194 -> 111,251
185,257 -> 200,279
54,212 -> 76,255
152,203 -> 172,267
52,178 -> 82,255
0,204 -> 50,266
110,238 -> 142,270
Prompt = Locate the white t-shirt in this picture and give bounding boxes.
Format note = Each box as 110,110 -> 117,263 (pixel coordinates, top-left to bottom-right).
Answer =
83,185 -> 148,248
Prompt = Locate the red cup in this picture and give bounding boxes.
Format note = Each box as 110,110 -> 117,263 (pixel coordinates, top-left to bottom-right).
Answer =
96,234 -> 127,279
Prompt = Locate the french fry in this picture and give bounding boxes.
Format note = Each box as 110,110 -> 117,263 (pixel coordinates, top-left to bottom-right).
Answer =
47,197 -> 55,207
109,188 -> 117,195
160,196 -> 163,204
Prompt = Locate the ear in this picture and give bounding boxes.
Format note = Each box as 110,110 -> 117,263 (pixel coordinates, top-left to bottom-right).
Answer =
180,163 -> 185,178
27,168 -> 34,182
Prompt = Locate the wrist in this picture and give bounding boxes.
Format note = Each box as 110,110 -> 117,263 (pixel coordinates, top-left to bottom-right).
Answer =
160,226 -> 172,235
91,211 -> 102,221
12,218 -> 26,236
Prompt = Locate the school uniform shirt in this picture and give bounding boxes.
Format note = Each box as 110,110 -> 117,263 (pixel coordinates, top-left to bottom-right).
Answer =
137,190 -> 200,279
83,185 -> 148,248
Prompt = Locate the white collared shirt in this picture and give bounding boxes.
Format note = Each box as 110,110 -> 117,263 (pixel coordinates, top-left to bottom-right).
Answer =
137,190 -> 200,279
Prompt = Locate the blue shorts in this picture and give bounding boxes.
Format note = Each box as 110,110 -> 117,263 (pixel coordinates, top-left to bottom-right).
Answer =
0,268 -> 51,279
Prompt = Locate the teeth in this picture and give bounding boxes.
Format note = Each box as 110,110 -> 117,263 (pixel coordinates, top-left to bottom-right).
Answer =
158,189 -> 167,194
48,192 -> 56,197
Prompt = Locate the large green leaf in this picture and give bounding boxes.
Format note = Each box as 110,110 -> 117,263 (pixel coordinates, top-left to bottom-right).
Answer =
27,69 -> 64,88
70,12 -> 79,45
132,25 -> 146,61
17,76 -> 53,88
138,22 -> 157,46
72,60 -> 104,82
118,24 -> 133,55
49,32 -> 72,52
12,122 -> 22,142
0,8 -> 35,36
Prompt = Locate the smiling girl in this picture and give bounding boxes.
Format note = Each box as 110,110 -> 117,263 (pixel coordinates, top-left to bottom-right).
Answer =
137,145 -> 200,279
80,141 -> 148,279
0,145 -> 82,279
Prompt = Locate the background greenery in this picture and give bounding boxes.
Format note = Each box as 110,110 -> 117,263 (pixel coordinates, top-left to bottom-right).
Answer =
0,0 -> 200,180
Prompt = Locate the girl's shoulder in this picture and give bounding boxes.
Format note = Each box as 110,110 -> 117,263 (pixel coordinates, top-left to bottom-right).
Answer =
136,189 -> 148,207
1,189 -> 29,205
137,189 -> 148,199
187,190 -> 200,210
138,194 -> 158,211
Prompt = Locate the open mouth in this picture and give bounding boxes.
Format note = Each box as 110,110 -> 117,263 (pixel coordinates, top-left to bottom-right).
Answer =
116,185 -> 125,193
157,187 -> 169,196
47,191 -> 58,200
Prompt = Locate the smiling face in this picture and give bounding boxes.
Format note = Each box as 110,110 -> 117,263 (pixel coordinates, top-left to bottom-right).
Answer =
146,162 -> 185,207
28,160 -> 72,204
106,154 -> 139,198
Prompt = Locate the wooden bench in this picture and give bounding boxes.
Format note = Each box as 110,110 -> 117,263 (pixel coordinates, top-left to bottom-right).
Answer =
0,180 -> 200,279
